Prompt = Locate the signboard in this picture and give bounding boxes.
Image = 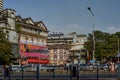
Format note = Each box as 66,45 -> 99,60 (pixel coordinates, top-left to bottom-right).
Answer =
28,58 -> 49,64
20,43 -> 49,59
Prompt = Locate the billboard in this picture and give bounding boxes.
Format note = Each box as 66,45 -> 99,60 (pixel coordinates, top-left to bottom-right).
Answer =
20,43 -> 49,59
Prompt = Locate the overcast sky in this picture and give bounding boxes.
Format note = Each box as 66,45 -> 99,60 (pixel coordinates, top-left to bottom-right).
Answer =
4,0 -> 120,35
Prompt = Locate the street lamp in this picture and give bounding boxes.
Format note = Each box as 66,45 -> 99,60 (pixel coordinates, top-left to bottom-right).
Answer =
87,7 -> 94,16
87,7 -> 95,61
117,35 -> 120,62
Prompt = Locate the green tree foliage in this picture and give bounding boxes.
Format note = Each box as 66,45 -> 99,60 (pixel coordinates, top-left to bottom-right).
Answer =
0,30 -> 12,65
84,30 -> 119,62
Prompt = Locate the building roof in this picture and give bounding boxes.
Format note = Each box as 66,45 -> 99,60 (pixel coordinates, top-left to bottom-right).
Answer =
15,15 -> 48,32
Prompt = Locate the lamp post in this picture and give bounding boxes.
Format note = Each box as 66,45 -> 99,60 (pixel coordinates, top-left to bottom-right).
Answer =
118,36 -> 120,62
87,7 -> 95,61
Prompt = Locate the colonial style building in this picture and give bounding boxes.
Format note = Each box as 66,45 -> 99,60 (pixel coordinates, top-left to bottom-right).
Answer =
0,7 -> 49,64
15,16 -> 49,64
0,0 -> 3,12
47,32 -> 73,65
0,0 -> 87,65
69,32 -> 87,64
0,8 -> 18,58
47,32 -> 87,65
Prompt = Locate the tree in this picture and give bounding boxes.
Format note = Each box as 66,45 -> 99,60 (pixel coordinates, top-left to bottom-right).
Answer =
84,30 -> 118,62
0,29 -> 12,65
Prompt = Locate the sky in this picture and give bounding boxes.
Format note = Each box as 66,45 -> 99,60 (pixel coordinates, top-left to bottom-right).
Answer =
3,0 -> 120,35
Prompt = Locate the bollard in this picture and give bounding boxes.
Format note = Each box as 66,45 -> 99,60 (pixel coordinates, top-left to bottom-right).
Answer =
8,66 -> 11,80
77,64 -> 79,80
69,64 -> 73,80
3,65 -> 6,79
4,65 -> 9,79
53,66 -> 55,80
118,63 -> 120,80
70,65 -> 71,80
73,65 -> 76,77
96,63 -> 99,80
21,65 -> 24,80
6,67 -> 9,77
36,64 -> 39,79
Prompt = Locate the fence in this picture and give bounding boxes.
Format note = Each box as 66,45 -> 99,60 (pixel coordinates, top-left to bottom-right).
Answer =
0,64 -> 120,80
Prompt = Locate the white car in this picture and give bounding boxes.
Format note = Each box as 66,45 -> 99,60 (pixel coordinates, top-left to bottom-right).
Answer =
40,64 -> 54,72
11,65 -> 21,72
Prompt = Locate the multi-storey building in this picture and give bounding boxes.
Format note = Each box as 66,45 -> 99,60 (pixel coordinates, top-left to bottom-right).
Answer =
47,32 -> 73,65
0,0 -> 3,12
47,32 -> 87,65
0,8 -> 18,58
16,16 -> 49,64
69,32 -> 87,64
0,8 -> 49,64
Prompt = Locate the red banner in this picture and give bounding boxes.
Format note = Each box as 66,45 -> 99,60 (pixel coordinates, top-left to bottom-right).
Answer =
27,58 -> 49,64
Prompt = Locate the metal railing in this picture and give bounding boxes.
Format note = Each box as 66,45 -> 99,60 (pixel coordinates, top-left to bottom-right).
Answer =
0,64 -> 120,80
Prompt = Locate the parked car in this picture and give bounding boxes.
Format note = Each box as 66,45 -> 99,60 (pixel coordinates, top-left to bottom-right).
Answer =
78,64 -> 94,71
78,64 -> 87,71
45,65 -> 55,72
86,64 -> 94,71
97,64 -> 109,71
11,65 -> 21,72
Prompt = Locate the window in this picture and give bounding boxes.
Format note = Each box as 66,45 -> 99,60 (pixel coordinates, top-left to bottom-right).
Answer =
54,55 -> 57,60
54,48 -> 57,54
59,54 -> 63,60
38,30 -> 41,34
59,49 -> 63,53
8,18 -> 15,29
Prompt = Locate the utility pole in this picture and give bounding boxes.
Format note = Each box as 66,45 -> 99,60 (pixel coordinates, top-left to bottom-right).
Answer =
87,7 -> 95,61
118,35 -> 120,62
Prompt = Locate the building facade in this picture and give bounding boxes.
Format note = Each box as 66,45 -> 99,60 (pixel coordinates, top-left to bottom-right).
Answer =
16,16 -> 49,64
0,8 -> 18,57
47,32 -> 73,65
0,8 -> 49,64
47,32 -> 87,66
0,0 -> 3,12
69,32 -> 87,64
